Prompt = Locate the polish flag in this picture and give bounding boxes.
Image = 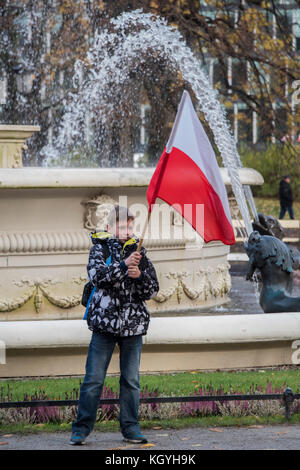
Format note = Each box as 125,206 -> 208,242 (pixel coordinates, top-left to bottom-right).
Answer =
147,90 -> 235,245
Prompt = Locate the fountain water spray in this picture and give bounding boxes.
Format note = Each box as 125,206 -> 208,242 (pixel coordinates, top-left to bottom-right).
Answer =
42,9 -> 254,236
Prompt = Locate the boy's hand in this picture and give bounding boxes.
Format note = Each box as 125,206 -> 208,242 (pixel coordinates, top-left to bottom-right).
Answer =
124,251 -> 141,267
127,265 -> 141,279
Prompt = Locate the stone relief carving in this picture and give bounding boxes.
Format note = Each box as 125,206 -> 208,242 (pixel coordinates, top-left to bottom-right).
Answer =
171,209 -> 184,226
12,143 -> 27,168
81,194 -> 118,231
72,274 -> 88,285
196,263 -> 231,299
40,287 -> 81,310
0,276 -> 81,313
228,196 -> 241,219
152,263 -> 231,304
0,263 -> 231,312
0,290 -> 34,312
13,276 -> 62,287
153,271 -> 194,303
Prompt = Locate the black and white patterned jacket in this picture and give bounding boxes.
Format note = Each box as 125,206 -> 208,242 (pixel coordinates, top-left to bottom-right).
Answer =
86,231 -> 159,337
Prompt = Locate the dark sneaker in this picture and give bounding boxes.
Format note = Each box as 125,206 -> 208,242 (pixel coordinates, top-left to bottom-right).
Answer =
69,431 -> 86,445
123,431 -> 148,444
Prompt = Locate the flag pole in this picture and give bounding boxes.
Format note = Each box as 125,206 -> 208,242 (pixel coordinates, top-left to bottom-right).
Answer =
136,211 -> 152,252
136,149 -> 170,253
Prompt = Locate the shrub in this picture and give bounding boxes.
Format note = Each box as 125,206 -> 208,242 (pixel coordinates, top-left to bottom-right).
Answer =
0,382 -> 299,425
239,143 -> 300,200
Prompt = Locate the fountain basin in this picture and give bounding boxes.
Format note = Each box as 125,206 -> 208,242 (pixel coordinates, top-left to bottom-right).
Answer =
0,167 -> 264,322
0,166 -> 266,376
0,167 -> 263,188
0,314 -> 299,377
2,315 -> 300,348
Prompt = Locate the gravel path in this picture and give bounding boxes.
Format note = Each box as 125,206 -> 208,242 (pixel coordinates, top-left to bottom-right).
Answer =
1,424 -> 299,450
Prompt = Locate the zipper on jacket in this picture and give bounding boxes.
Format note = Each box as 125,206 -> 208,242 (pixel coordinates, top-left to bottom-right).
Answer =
118,241 -> 137,335
116,283 -> 121,335
118,248 -> 126,336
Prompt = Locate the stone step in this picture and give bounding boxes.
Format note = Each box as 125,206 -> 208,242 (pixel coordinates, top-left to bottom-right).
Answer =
233,219 -> 300,229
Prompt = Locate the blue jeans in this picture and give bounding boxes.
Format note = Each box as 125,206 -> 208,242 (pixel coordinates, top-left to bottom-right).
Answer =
279,205 -> 294,220
71,330 -> 143,438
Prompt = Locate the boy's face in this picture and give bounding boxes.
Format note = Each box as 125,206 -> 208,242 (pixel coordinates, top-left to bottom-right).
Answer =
107,219 -> 134,243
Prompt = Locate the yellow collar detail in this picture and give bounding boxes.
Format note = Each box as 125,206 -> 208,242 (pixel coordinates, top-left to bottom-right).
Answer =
121,237 -> 137,253
91,231 -> 113,239
91,232 -> 138,253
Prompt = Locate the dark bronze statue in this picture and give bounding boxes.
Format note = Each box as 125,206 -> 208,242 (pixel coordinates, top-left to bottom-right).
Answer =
252,212 -> 285,239
245,231 -> 300,313
289,245 -> 300,271
252,212 -> 300,271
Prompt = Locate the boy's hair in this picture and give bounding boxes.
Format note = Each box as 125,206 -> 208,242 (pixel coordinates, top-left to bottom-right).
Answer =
107,205 -> 135,227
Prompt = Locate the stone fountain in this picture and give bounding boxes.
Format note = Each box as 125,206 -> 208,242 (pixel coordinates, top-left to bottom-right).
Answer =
2,130 -> 293,378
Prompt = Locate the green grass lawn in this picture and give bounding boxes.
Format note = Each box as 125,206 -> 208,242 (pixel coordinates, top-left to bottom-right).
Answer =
1,369 -> 300,434
1,369 -> 300,402
254,197 -> 300,220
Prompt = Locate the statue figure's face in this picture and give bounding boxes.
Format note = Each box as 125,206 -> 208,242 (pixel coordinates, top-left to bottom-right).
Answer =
96,204 -> 111,220
265,215 -> 284,239
249,231 -> 261,244
95,204 -> 114,230
245,231 -> 261,255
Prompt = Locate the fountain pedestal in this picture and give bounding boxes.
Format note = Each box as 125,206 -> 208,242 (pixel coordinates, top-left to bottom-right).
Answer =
0,125 -> 40,168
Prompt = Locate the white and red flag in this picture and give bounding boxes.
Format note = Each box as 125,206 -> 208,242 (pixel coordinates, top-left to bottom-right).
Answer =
146,90 -> 235,245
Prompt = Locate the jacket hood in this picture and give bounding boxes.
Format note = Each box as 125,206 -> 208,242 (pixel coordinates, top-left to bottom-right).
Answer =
89,230 -> 114,244
89,230 -> 145,253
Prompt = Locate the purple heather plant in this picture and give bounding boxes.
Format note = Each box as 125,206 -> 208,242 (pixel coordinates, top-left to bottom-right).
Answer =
0,382 -> 299,425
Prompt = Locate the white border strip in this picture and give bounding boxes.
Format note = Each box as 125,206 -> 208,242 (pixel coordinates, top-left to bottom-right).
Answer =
0,168 -> 264,189
1,315 -> 300,349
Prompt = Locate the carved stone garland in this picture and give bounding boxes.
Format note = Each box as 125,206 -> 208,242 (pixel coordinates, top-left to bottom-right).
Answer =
0,277 -> 85,313
152,263 -> 231,304
0,263 -> 231,313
